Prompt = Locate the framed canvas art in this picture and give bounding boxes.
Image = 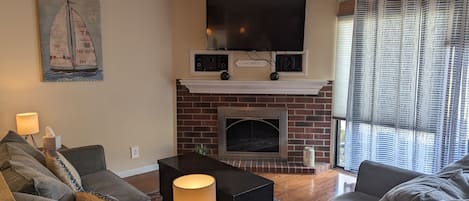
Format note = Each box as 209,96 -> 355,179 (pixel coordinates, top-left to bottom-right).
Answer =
39,0 -> 103,81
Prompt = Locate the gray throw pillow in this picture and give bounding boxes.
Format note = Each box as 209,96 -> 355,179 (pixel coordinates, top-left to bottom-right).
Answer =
380,169 -> 469,201
1,131 -> 45,165
438,154 -> 469,174
1,143 -> 74,201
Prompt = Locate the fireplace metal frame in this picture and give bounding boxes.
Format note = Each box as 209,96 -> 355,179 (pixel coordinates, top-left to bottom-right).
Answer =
218,107 -> 288,160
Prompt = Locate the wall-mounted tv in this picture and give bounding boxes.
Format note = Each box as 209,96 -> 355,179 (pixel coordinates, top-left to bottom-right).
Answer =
206,0 -> 306,51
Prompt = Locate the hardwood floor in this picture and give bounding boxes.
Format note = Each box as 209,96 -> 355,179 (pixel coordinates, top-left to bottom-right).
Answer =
259,170 -> 356,201
125,169 -> 356,201
124,171 -> 161,201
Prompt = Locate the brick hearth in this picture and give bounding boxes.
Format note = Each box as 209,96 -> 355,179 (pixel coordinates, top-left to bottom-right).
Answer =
221,159 -> 330,174
176,80 -> 333,172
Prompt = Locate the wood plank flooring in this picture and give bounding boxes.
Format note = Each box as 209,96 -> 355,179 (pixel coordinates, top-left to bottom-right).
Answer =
125,169 -> 356,201
259,170 -> 356,201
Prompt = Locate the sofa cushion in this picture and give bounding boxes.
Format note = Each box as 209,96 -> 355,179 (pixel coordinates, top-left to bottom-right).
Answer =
45,151 -> 83,192
0,143 -> 74,201
1,131 -> 45,165
81,170 -> 150,201
380,169 -> 469,201
13,192 -> 56,201
333,192 -> 380,201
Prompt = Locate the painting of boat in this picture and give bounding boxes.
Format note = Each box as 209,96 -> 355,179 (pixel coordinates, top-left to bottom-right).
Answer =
39,0 -> 103,81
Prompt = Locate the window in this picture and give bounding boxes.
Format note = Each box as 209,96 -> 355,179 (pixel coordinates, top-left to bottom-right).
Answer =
335,119 -> 347,167
333,15 -> 354,167
344,0 -> 469,173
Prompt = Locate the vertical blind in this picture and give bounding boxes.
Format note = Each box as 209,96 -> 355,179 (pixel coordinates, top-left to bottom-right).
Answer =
333,16 -> 354,119
345,0 -> 469,173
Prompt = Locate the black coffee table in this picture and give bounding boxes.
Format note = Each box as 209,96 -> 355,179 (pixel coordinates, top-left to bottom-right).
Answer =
158,153 -> 274,201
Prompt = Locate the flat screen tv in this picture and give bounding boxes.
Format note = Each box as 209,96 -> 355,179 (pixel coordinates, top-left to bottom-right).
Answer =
206,0 -> 306,51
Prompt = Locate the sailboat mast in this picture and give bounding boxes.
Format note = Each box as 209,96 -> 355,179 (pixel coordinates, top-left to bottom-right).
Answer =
66,0 -> 76,70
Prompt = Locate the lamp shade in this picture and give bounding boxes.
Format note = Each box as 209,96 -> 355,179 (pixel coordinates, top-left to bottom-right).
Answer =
16,112 -> 39,135
173,174 -> 216,201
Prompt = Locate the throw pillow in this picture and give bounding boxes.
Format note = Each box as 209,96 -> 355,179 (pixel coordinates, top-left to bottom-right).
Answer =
1,131 -> 45,165
380,169 -> 469,201
45,151 -> 83,192
1,143 -> 74,201
438,154 -> 469,174
75,192 -> 119,201
1,143 -> 57,192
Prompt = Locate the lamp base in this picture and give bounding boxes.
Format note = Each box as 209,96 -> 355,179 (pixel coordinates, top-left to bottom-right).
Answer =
24,135 -> 38,148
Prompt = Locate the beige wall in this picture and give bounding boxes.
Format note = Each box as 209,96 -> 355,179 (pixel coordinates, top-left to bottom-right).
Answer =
172,0 -> 337,80
0,0 -> 175,173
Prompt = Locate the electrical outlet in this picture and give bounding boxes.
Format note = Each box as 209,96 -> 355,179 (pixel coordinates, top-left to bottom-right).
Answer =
130,146 -> 140,159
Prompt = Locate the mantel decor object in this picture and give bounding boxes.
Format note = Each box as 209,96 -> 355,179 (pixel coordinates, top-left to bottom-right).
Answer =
270,72 -> 280,80
220,71 -> 230,80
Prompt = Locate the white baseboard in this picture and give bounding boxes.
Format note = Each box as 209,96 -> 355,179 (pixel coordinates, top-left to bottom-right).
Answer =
117,163 -> 159,178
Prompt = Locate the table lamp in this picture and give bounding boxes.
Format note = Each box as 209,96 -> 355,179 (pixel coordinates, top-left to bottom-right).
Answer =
173,174 -> 216,201
16,112 -> 39,147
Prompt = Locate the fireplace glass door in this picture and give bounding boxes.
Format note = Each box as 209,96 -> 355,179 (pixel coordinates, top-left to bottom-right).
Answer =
226,118 -> 280,152
218,107 -> 287,159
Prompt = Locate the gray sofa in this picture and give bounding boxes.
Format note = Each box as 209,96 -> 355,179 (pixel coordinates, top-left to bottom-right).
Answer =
59,145 -> 151,201
1,131 -> 150,201
333,157 -> 469,201
333,161 -> 424,201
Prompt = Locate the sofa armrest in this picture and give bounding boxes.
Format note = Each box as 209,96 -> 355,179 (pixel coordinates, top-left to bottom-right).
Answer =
59,145 -> 107,176
355,160 -> 424,198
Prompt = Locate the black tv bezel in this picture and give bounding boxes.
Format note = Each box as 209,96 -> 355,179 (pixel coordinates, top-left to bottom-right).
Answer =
206,0 -> 306,52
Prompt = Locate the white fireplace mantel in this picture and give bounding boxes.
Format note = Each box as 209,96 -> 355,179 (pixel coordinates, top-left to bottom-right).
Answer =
179,79 -> 328,95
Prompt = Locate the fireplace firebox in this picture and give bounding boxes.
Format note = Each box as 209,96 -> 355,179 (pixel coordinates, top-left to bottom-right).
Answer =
218,107 -> 288,159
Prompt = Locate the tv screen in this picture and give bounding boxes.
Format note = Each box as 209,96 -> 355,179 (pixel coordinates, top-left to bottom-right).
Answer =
206,0 -> 306,51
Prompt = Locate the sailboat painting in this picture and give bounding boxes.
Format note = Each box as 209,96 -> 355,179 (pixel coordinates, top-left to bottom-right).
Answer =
39,0 -> 103,81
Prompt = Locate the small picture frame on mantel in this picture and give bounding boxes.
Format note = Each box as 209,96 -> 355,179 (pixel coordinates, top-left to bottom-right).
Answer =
271,50 -> 308,77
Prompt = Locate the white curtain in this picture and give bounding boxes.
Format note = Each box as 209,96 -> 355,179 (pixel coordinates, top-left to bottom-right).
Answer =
345,0 -> 469,173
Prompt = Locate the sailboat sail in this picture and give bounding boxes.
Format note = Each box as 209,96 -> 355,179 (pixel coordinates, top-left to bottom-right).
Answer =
49,0 -> 98,72
49,4 -> 73,69
71,8 -> 97,68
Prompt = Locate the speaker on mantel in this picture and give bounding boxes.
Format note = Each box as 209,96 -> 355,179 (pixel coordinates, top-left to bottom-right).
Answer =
275,54 -> 303,72
194,54 -> 229,72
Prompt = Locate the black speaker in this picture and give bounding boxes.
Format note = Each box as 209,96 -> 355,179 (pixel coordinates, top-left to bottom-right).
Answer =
194,54 -> 228,72
275,54 -> 303,72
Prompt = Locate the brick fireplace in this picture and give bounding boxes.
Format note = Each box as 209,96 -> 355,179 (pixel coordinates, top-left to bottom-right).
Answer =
176,80 -> 333,173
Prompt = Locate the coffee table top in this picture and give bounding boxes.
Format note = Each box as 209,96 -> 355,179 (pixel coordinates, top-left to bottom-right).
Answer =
158,152 -> 274,197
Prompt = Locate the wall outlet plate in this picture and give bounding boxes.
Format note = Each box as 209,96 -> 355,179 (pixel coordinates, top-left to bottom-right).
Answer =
130,146 -> 140,159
